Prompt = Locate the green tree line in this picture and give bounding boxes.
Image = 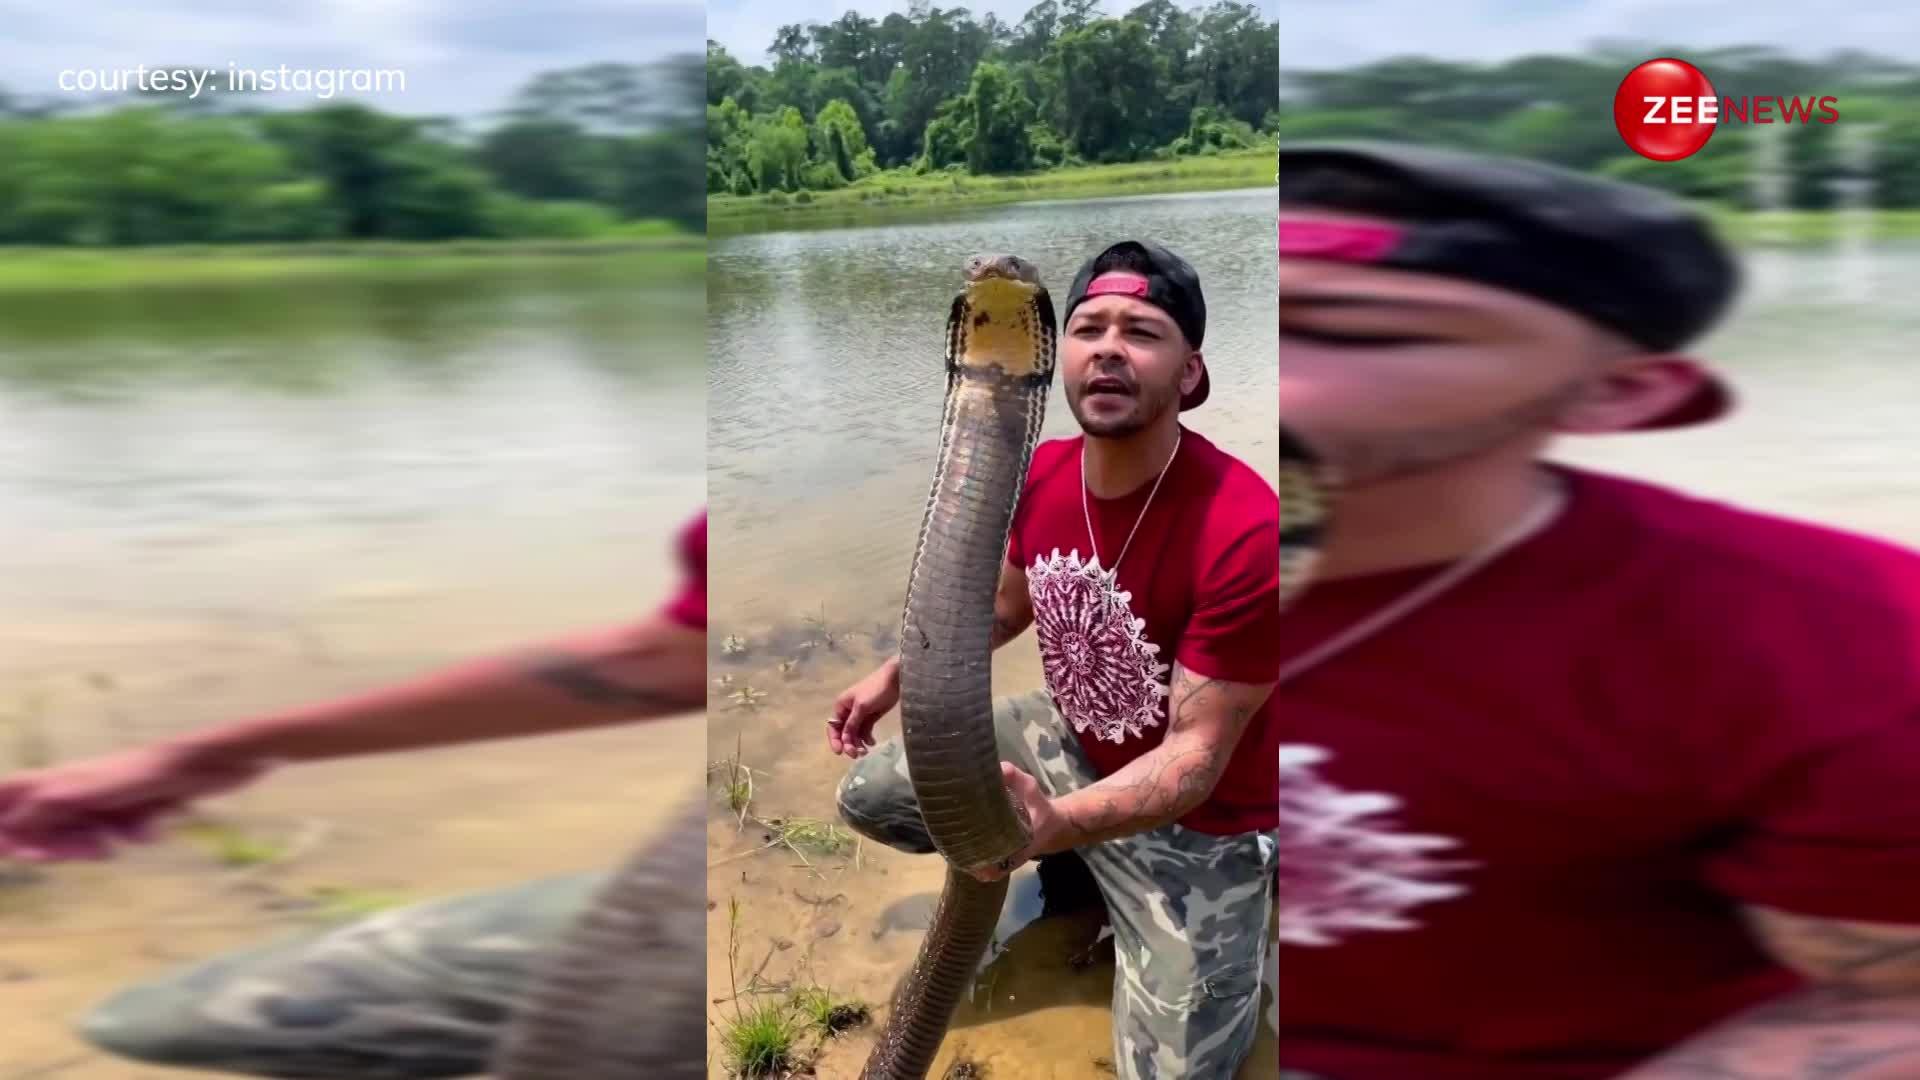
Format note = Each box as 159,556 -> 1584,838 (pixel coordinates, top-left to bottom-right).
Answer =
706,0 -> 1279,196
0,57 -> 703,246
1276,44 -> 1920,208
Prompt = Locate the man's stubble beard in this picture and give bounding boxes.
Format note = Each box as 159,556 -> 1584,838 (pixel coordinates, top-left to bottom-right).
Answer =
1069,371 -> 1183,440
1305,376 -> 1588,488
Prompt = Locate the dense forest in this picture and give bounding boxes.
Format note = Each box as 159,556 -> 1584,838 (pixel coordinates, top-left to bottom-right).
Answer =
1277,45 -> 1920,208
705,0 -> 1280,196
0,57 -> 703,246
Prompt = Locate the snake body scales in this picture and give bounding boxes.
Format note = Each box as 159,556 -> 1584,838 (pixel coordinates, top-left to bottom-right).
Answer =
490,795 -> 708,1079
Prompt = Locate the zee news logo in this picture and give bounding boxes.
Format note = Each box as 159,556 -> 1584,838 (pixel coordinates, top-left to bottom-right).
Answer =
1614,58 -> 1840,162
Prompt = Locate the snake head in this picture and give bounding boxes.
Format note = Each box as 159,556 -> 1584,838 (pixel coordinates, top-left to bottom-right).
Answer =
949,252 -> 1054,382
964,253 -> 1041,285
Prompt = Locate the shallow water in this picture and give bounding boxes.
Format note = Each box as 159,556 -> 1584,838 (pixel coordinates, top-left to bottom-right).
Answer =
0,256 -> 706,1078
706,189 -> 1282,1078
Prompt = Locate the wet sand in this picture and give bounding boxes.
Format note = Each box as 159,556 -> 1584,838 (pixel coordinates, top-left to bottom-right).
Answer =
702,591 -> 1279,1080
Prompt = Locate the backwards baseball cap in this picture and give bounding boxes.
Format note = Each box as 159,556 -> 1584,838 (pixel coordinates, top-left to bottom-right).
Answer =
1276,140 -> 1740,430
1063,239 -> 1211,410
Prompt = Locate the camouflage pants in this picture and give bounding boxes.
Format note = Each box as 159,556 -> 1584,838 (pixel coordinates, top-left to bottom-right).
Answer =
835,688 -> 1279,1080
78,868 -> 610,1077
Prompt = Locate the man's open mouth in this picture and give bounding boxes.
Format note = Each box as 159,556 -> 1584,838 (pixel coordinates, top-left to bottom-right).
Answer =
1084,375 -> 1133,399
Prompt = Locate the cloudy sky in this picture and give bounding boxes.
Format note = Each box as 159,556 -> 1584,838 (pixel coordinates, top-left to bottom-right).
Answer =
0,0 -> 703,120
709,0 -> 1920,68
1282,0 -> 1920,70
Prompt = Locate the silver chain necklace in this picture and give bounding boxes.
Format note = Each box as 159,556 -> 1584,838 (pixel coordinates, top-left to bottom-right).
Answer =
1274,477 -> 1568,687
1081,428 -> 1182,574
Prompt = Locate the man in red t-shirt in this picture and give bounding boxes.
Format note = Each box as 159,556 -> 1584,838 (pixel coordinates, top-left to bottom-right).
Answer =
1273,141 -> 1920,1079
830,241 -> 1282,1079
0,512 -> 708,1077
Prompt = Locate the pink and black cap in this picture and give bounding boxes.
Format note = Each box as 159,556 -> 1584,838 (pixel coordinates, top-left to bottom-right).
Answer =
1277,140 -> 1740,429
1064,239 -> 1211,410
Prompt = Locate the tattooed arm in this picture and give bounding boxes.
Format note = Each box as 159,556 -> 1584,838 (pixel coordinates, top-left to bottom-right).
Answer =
1038,664 -> 1274,850
0,614 -> 706,858
167,614 -> 709,766
1615,907 -> 1920,1079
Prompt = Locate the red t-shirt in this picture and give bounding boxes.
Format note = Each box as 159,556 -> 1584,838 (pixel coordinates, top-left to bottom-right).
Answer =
1006,427 -> 1282,835
1274,465 -> 1920,1079
660,510 -> 707,630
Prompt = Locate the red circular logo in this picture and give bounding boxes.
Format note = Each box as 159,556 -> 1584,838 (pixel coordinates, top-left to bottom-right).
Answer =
1614,58 -> 1718,161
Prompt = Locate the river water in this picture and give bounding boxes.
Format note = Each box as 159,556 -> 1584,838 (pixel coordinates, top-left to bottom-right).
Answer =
0,254 -> 707,1078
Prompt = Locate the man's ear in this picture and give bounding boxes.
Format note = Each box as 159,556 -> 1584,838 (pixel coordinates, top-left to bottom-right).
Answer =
1556,354 -> 1709,434
1183,350 -> 1205,396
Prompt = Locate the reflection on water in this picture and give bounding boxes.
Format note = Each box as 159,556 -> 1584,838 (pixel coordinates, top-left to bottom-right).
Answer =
1,255 -> 705,1078
706,190 -> 1280,1078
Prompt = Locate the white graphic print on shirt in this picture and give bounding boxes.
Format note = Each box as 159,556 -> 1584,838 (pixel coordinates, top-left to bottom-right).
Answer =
1026,548 -> 1169,744
1276,745 -> 1474,946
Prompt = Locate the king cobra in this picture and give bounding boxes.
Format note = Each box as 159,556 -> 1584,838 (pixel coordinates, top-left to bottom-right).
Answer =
855,252 -> 1058,1079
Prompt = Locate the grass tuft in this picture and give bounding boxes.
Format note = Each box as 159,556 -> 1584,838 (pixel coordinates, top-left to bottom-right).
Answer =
306,885 -> 407,921
792,986 -> 870,1037
712,893 -> 867,1075
719,999 -> 803,1076
177,820 -> 287,867
708,734 -> 755,822
763,817 -> 853,856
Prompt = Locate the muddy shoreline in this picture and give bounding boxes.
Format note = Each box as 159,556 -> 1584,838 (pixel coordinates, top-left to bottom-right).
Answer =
701,603 -> 1279,1080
